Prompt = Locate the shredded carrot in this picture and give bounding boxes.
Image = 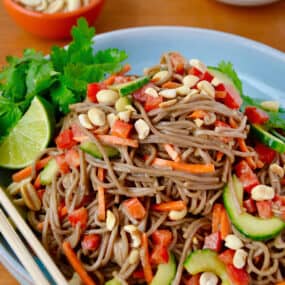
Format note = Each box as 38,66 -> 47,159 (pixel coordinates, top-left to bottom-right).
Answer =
212,203 -> 223,233
103,75 -> 116,85
37,222 -> 43,232
151,200 -> 186,212
256,159 -> 264,169
215,91 -> 227,99
161,81 -> 181,89
141,233 -> 153,283
34,174 -> 41,189
12,156 -> 52,182
97,135 -> 138,148
152,157 -> 215,174
63,241 -> 97,285
97,168 -> 106,221
229,118 -> 256,169
116,64 -> 131,75
216,151 -> 224,162
275,282 -> 285,285
220,208 -> 231,239
164,144 -> 180,162
58,206 -> 68,219
189,110 -> 207,119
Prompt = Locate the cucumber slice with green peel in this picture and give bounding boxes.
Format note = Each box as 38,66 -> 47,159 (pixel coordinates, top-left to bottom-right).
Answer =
110,76 -> 150,96
150,252 -> 176,285
105,278 -> 122,285
223,175 -> 285,241
40,159 -> 59,185
270,129 -> 285,143
184,249 -> 232,285
250,124 -> 285,153
80,141 -> 119,159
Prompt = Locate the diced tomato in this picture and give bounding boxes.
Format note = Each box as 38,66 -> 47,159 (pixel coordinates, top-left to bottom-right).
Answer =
55,129 -> 76,150
169,52 -> 186,75
58,202 -> 68,219
133,83 -> 156,103
184,274 -> 200,285
68,207 -> 88,229
203,231 -> 222,252
245,106 -> 269,125
37,189 -> 45,200
152,230 -> 172,247
87,82 -> 105,103
256,201 -> 273,219
132,269 -> 145,279
144,95 -> 163,112
150,245 -> 169,265
111,119 -> 133,139
122,198 -> 146,220
219,249 -> 235,265
65,149 -> 80,168
200,71 -> 214,82
55,154 -> 69,174
254,142 -> 276,164
226,264 -> 250,285
216,84 -> 242,109
235,160 -> 259,192
82,234 -> 101,251
188,67 -> 203,77
243,199 -> 257,214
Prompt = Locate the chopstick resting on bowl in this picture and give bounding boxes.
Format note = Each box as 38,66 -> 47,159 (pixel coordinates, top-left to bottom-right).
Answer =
0,208 -> 50,285
0,187 -> 69,285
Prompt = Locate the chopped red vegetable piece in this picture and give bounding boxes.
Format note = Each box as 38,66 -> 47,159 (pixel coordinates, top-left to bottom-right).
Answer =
55,129 -> 77,150
203,231 -> 222,252
254,142 -> 276,164
144,95 -> 163,112
55,154 -> 69,174
256,200 -> 273,219
216,84 -> 242,109
245,106 -> 269,124
111,119 -> 133,138
122,198 -> 146,220
68,207 -> 88,229
243,199 -> 257,214
226,264 -> 250,285
82,234 -> 101,251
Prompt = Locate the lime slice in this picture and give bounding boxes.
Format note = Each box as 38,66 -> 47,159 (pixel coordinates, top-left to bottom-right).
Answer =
0,96 -> 55,169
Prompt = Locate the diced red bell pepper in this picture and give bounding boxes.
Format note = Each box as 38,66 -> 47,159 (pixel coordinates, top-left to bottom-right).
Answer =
256,201 -> 273,219
68,207 -> 88,229
216,84 -> 242,109
132,269 -> 145,279
37,189 -> 45,200
215,120 -> 230,128
243,199 -> 257,214
55,154 -> 69,174
111,119 -> 133,139
200,71 -> 214,82
65,149 -> 80,168
203,231 -> 222,252
169,52 -> 186,75
122,198 -> 146,220
87,82 -> 105,103
235,160 -> 259,192
184,274 -> 200,285
133,83 -> 156,103
58,202 -> 68,219
152,230 -> 173,247
144,95 -> 163,112
188,67 -> 203,77
254,142 -> 276,164
219,249 -> 235,265
150,245 -> 169,265
55,129 -> 77,150
226,264 -> 250,285
82,234 -> 101,251
245,106 -> 269,125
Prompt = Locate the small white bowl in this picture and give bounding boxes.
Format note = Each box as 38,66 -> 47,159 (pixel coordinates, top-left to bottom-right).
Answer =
216,0 -> 280,6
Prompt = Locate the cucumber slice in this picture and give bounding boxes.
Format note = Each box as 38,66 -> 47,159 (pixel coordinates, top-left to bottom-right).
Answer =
40,159 -> 58,185
110,76 -> 150,96
105,278 -> 121,285
150,252 -> 176,285
251,124 -> 285,153
184,249 -> 232,285
80,141 -> 119,159
223,175 -> 285,241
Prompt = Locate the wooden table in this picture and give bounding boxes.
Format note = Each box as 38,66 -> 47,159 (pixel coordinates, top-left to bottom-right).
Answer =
0,0 -> 285,283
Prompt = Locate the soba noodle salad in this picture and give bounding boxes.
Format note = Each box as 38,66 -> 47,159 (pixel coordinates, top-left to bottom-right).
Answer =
7,52 -> 285,285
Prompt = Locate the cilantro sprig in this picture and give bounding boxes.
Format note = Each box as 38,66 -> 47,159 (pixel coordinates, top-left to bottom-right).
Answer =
0,18 -> 128,142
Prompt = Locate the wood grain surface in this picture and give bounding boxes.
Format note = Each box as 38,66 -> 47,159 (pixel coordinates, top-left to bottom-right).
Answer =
0,0 -> 285,284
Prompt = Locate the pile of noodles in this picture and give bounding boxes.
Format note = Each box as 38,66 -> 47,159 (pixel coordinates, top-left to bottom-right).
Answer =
8,53 -> 285,284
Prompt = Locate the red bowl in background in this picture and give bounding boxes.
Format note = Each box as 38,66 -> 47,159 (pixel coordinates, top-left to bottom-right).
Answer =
3,0 -> 105,40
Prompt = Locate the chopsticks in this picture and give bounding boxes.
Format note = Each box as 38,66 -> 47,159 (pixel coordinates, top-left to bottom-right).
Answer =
0,208 -> 50,285
0,187 -> 69,285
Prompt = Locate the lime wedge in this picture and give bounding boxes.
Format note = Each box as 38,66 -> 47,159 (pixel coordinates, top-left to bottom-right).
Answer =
0,96 -> 55,169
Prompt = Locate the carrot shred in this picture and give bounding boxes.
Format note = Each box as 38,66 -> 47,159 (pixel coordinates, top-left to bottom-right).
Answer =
103,75 -> 116,85
215,91 -> 227,99
189,110 -> 207,119
164,144 -> 181,162
97,168 -> 106,221
276,282 -> 285,285
216,151 -> 224,162
116,64 -> 131,75
37,222 -> 44,232
34,174 -> 41,189
151,200 -> 186,212
141,233 -> 153,283
220,208 -> 231,239
256,159 -> 264,169
97,135 -> 138,148
212,203 -> 223,233
63,241 -> 97,285
152,157 -> 215,174
12,156 -> 52,182
161,81 -> 181,89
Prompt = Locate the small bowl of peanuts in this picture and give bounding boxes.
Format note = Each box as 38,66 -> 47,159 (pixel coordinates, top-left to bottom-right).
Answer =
3,0 -> 105,39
